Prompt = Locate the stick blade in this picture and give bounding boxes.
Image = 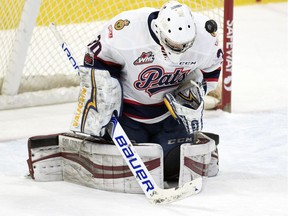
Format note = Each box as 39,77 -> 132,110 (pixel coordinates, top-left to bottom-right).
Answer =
149,177 -> 202,204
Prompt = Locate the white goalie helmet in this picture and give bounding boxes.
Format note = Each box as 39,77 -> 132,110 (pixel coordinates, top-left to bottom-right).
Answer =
152,1 -> 197,63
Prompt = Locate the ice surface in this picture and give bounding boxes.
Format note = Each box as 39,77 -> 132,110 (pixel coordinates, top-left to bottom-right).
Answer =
0,3 -> 287,216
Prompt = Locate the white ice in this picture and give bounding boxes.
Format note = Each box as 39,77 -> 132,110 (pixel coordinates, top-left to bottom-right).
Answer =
0,3 -> 287,216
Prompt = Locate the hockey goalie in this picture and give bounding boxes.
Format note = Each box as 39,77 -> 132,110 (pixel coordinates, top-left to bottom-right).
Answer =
27,0 -> 221,197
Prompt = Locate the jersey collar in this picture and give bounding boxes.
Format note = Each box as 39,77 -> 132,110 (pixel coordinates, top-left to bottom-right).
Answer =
147,11 -> 160,45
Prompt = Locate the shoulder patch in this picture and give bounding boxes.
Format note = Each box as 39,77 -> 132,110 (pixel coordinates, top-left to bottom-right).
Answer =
114,19 -> 130,30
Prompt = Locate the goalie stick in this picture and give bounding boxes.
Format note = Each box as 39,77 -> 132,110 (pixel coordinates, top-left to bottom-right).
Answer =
49,22 -> 202,204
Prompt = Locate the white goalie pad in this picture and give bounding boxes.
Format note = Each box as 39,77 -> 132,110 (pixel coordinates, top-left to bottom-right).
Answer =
27,132 -> 219,195
178,133 -> 216,187
27,134 -> 63,181
27,133 -> 164,194
59,134 -> 164,193
70,67 -> 122,136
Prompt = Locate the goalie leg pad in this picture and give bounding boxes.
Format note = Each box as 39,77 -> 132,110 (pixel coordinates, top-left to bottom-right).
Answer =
59,134 -> 164,194
27,133 -> 164,194
27,134 -> 63,181
178,132 -> 217,187
208,147 -> 219,177
203,132 -> 220,177
70,67 -> 122,137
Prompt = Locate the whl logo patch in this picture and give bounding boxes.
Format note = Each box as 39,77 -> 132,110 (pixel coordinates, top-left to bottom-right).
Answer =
134,52 -> 155,65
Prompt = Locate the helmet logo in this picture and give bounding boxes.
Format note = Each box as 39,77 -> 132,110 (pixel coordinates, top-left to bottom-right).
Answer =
114,19 -> 130,30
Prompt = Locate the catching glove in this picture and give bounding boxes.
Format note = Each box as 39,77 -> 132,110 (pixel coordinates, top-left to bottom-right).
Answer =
164,71 -> 206,134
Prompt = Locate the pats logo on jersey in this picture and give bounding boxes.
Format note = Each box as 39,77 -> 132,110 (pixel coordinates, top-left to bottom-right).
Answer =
134,66 -> 190,96
114,19 -> 130,30
133,52 -> 155,65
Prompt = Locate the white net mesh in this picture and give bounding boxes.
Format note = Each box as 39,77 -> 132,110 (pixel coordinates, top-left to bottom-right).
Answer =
0,0 -> 225,109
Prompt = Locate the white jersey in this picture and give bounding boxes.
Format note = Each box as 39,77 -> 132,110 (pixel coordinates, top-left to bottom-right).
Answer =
84,7 -> 223,123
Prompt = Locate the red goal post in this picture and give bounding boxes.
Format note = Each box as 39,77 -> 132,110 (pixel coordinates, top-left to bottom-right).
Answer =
220,0 -> 233,112
0,0 -> 233,112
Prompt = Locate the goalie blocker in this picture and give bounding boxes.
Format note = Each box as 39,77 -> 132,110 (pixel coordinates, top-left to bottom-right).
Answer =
27,132 -> 219,193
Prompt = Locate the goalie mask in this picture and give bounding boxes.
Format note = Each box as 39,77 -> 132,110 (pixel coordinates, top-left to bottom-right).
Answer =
152,1 -> 197,63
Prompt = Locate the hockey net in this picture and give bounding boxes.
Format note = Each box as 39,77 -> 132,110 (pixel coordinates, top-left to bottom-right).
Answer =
0,0 -> 233,111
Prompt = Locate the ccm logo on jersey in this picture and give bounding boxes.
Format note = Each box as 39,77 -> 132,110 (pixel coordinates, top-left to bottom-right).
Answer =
134,52 -> 155,65
179,61 -> 196,65
115,135 -> 154,192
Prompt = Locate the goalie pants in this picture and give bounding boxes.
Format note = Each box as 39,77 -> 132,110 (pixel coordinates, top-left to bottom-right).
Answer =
116,115 -> 194,181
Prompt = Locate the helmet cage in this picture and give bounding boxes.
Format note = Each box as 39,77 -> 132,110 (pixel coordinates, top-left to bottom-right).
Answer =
159,23 -> 196,54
